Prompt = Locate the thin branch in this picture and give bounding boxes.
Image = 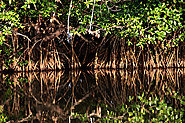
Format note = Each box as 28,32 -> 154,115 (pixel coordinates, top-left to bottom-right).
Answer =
67,0 -> 73,42
13,31 -> 32,42
89,0 -> 96,32
75,32 -> 91,43
2,42 -> 11,47
70,93 -> 90,110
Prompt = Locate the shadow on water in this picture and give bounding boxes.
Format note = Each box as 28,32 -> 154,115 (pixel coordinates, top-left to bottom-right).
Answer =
0,69 -> 185,122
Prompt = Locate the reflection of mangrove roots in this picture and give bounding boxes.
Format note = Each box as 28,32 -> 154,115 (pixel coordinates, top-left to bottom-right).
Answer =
1,69 -> 185,122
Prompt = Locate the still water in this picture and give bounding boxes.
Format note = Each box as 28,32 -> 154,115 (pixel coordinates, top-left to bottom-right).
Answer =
0,69 -> 185,122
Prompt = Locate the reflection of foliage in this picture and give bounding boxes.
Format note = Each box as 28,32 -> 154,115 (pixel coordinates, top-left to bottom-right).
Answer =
0,105 -> 8,123
125,90 -> 185,122
0,113 -> 8,123
72,89 -> 185,122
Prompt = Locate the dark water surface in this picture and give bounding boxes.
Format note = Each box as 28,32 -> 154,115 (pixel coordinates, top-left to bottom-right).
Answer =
0,69 -> 185,122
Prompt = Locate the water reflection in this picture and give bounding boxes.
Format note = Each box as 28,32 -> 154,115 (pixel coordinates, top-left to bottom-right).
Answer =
0,69 -> 185,122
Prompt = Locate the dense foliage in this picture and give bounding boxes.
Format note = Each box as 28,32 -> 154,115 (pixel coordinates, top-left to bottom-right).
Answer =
0,0 -> 185,70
